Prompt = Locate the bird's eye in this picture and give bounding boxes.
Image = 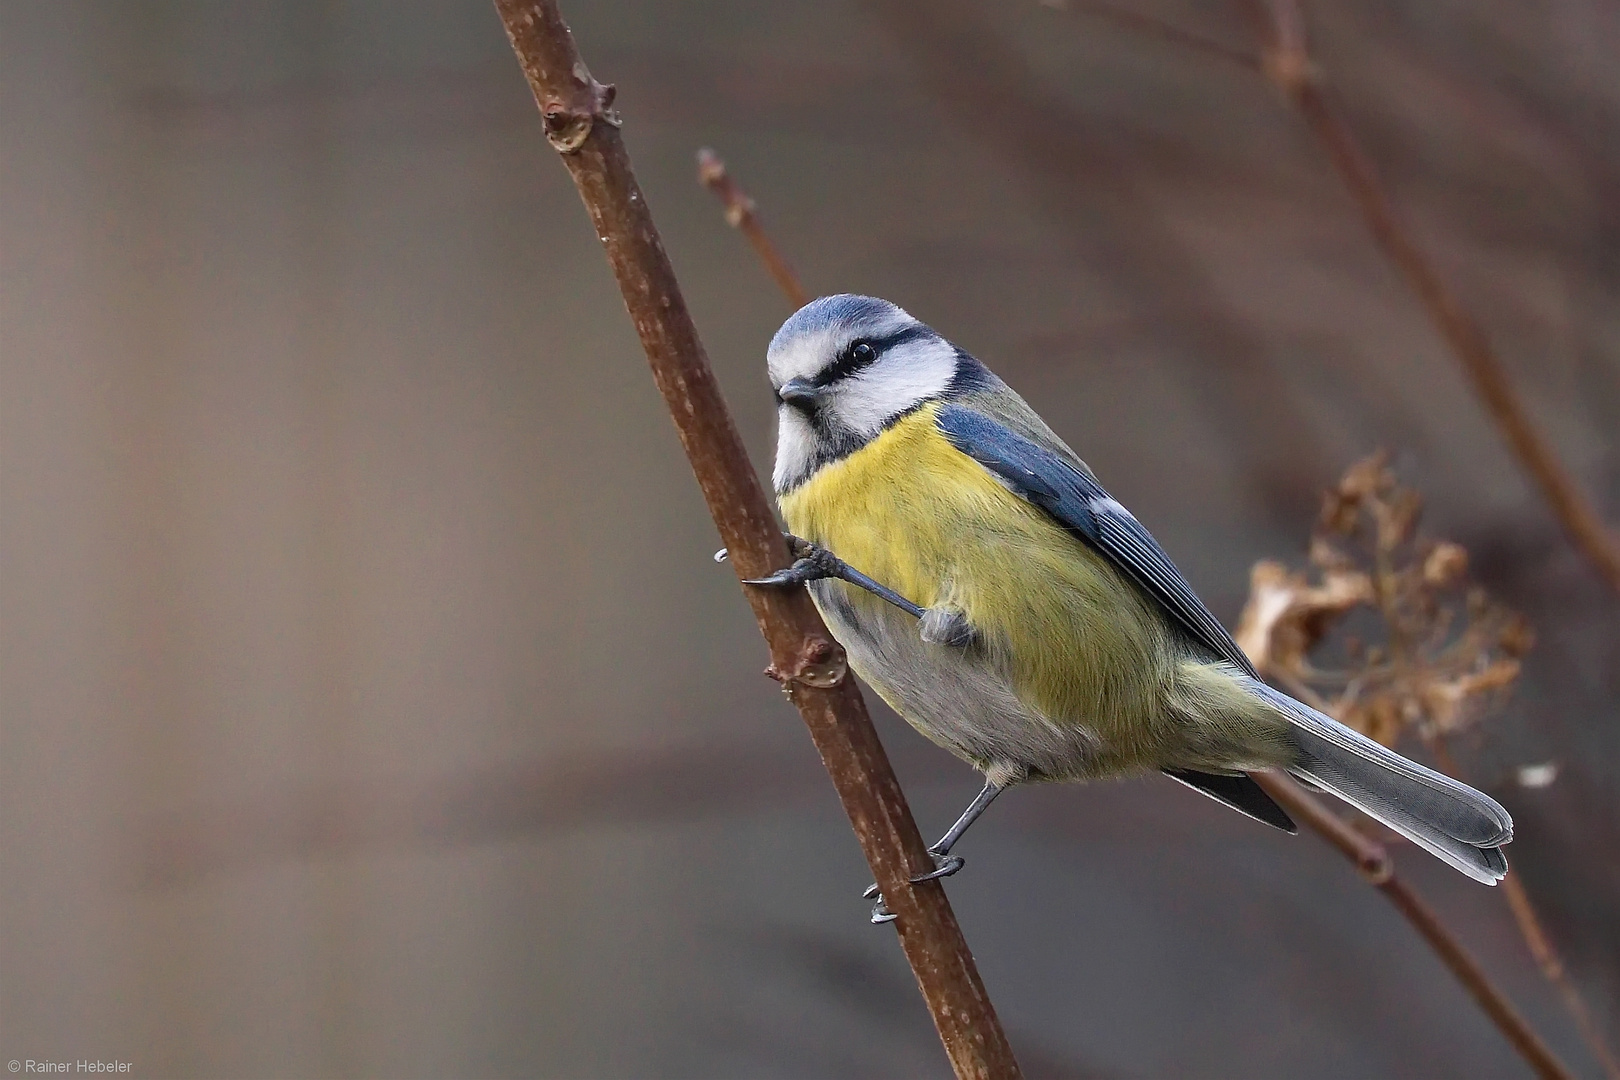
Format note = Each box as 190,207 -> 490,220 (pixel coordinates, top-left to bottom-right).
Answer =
819,340 -> 880,386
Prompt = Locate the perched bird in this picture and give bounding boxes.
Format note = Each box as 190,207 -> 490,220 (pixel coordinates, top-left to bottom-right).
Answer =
749,294 -> 1511,922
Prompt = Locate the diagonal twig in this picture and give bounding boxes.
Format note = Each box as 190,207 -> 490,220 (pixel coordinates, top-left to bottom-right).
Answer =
1239,0 -> 1620,594
1427,738 -> 1620,1080
491,4 -> 1020,1077
1046,0 -> 1620,593
1241,5 -> 1620,1069
1044,0 -> 1262,72
1253,773 -> 1574,1080
698,149 -> 810,308
1035,2 -> 1619,1060
702,150 -> 1575,1080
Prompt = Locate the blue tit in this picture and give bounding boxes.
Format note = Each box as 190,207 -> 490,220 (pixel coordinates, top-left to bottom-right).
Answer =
754,294 -> 1510,921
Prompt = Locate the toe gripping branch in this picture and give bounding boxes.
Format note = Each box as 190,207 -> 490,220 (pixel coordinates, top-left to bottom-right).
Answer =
718,535 -> 926,619
864,851 -> 968,924
865,779 -> 1003,923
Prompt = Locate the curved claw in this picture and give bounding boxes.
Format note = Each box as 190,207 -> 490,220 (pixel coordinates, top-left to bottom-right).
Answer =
860,850 -> 967,924
741,564 -> 808,587
739,536 -> 927,620
744,545 -> 842,589
910,854 -> 966,884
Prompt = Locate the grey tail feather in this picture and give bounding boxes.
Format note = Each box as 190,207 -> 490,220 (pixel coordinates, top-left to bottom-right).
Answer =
1241,678 -> 1513,885
1162,768 -> 1297,834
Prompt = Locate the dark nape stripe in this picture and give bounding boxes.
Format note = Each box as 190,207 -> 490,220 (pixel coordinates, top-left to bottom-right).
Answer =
870,323 -> 934,352
945,351 -> 999,397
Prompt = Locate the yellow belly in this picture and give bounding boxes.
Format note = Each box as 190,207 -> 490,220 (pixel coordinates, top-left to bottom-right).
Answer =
778,405 -> 1174,748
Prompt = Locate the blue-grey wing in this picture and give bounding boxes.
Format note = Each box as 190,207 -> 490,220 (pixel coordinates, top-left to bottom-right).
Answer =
934,403 -> 1259,678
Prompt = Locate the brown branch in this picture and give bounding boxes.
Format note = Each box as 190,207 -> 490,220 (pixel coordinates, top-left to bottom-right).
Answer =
1244,0 -> 1620,594
702,149 -> 1576,1080
1254,773 -> 1575,1080
490,4 -> 1019,1077
697,149 -> 810,308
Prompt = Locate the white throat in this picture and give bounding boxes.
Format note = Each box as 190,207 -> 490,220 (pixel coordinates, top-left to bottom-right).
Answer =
772,335 -> 958,492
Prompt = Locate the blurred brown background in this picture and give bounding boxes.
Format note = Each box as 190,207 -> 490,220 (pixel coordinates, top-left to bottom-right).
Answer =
3,1 -> 1617,1076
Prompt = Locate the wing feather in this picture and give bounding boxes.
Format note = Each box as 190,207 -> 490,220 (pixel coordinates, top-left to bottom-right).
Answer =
935,403 -> 1258,677
935,404 -> 1297,833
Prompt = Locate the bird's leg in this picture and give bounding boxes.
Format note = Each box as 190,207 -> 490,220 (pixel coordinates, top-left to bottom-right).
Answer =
718,536 -> 988,922
718,535 -> 926,619
866,778 -> 1005,924
718,538 -> 974,645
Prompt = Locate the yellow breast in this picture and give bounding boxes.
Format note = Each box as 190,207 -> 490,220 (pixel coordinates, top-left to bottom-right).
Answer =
778,404 -> 1170,733
779,406 -> 1020,611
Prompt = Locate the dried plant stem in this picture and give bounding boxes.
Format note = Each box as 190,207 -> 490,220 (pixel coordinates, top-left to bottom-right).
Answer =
697,149 -> 810,308
1054,0 -> 1620,590
1427,741 -> 1620,1080
1254,773 -> 1575,1080
1254,0 -> 1620,1055
1244,0 -> 1620,594
1500,874 -> 1620,1080
1048,0 -> 1261,72
701,146 -> 1575,1080
491,4 -> 1018,1077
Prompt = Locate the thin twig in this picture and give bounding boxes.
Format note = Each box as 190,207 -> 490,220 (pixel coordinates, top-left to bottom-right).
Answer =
491,5 -> 1020,1077
1501,875 -> 1620,1080
1050,0 -> 1620,592
1253,773 -> 1575,1080
1240,456 -> 1599,1076
869,0 -> 1335,515
1242,0 -> 1620,594
704,145 -> 1576,1080
1246,0 -> 1620,1063
1042,0 -> 1262,72
697,149 -> 810,308
1427,739 -> 1620,1080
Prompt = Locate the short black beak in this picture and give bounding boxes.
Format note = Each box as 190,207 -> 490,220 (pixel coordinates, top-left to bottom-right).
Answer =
776,378 -> 822,410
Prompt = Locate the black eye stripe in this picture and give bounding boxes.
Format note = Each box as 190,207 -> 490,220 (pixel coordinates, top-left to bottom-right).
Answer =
817,341 -> 876,385
812,324 -> 934,387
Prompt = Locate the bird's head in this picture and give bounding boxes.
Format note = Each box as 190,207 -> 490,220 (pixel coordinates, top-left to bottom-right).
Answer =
767,295 -> 972,492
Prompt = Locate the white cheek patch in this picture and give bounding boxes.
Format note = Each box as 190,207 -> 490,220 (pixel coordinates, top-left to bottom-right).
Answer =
773,406 -> 819,492
834,337 -> 958,436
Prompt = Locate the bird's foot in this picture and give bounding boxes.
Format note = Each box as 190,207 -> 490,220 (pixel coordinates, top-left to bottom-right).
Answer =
862,849 -> 968,925
919,605 -> 976,648
714,535 -> 844,585
718,535 -> 927,620
741,535 -> 844,588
